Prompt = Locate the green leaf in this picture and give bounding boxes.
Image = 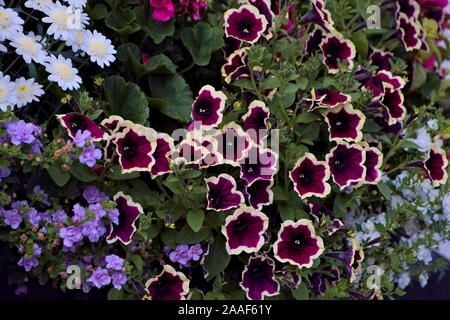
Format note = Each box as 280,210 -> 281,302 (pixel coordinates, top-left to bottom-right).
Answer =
105,164 -> 140,180
181,22 -> 224,66
363,119 -> 382,133
69,162 -> 97,182
292,282 -> 309,300
421,71 -> 440,100
135,4 -> 174,44
176,224 -> 211,244
47,166 -> 71,187
85,3 -> 108,20
295,112 -> 320,124
260,77 -> 282,91
105,8 -> 140,35
398,139 -> 420,150
333,194 -> 347,218
103,75 -> 149,124
131,254 -> 143,274
187,209 -> 205,232
203,236 -> 231,281
408,62 -> 427,93
350,32 -> 368,59
144,54 -> 176,74
377,182 -> 392,200
148,73 -> 193,123
179,169 -> 202,179
107,288 -> 124,300
279,205 -> 295,221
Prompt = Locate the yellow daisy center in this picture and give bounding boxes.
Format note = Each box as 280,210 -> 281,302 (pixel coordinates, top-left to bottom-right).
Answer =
16,37 -> 38,56
16,84 -> 32,99
50,9 -> 69,29
0,10 -> 11,29
53,63 -> 73,81
88,39 -> 108,58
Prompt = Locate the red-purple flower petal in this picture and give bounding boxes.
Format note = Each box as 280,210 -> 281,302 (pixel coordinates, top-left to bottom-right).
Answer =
324,103 -> 365,142
304,88 -> 351,111
240,255 -> 280,300
224,5 -> 268,44
242,100 -> 270,144
299,0 -> 335,33
205,174 -> 244,211
320,34 -> 356,74
191,85 -> 227,130
215,122 -> 250,165
410,147 -> 449,187
150,133 -> 174,178
57,113 -> 106,140
239,146 -> 278,185
221,206 -> 269,254
145,265 -> 190,300
370,50 -> 393,71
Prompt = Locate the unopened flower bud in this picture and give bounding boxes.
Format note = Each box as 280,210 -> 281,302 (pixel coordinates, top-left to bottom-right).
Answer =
20,234 -> 28,243
61,164 -> 70,172
60,272 -> 68,279
38,233 -> 45,240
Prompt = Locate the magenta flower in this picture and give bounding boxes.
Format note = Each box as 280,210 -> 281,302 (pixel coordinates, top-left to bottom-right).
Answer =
150,0 -> 175,22
145,265 -> 190,300
240,256 -> 280,300
224,5 -> 268,44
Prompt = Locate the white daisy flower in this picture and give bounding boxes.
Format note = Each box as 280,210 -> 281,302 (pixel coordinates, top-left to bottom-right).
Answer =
0,1 -> 4,5
0,7 -> 24,41
81,30 -> 116,68
10,32 -> 48,65
14,77 -> 45,108
64,0 -> 87,7
42,1 -> 89,41
24,0 -> 56,12
0,72 -> 18,112
65,29 -> 85,54
45,54 -> 82,91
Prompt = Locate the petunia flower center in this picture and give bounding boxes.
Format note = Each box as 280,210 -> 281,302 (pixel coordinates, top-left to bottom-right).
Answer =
195,100 -> 212,115
250,265 -> 266,278
0,11 -> 11,29
326,49 -> 339,65
53,62 -> 74,81
70,116 -> 86,132
245,163 -> 260,176
290,235 -> 306,251
239,22 -> 253,36
88,39 -> 108,58
16,37 -> 38,56
122,141 -> 137,157
154,280 -> 169,294
233,218 -> 248,232
298,169 -> 312,184
333,158 -> 346,170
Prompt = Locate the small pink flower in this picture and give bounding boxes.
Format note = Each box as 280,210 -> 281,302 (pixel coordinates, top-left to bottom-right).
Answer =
422,54 -> 436,71
142,54 -> 149,65
150,0 -> 175,22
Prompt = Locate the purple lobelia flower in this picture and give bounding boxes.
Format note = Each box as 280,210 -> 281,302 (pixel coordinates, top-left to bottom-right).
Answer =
72,203 -> 85,223
51,209 -> 68,223
410,146 -> 449,187
150,133 -> 174,178
88,203 -> 106,219
242,100 -> 270,144
3,209 -> 22,229
289,153 -> 331,199
352,142 -> 383,187
304,88 -> 351,112
81,219 -> 107,242
33,185 -> 50,206
87,267 -> 111,289
239,146 -> 278,185
26,208 -> 41,227
191,85 -> 227,130
238,178 -> 274,210
57,113 -> 106,140
83,186 -> 109,204
327,239 -> 364,282
145,265 -> 190,300
311,265 -> 340,296
4,120 -> 36,145
273,219 -> 324,269
324,103 -> 365,142
111,272 -> 127,290
298,0 -> 335,32
188,244 -> 203,261
17,256 -> 39,272
240,255 -> 280,300
320,34 -> 355,74
306,201 -> 343,235
221,48 -> 252,84
205,174 -> 244,212
221,206 -> 269,255
59,225 -> 83,247
107,208 -> 120,225
169,244 -> 192,267
115,124 -> 157,174
72,130 -> 93,148
106,192 -> 143,245
15,285 -> 28,296
326,142 -> 366,189
370,50 -> 393,71
79,145 -> 102,168
105,254 -> 124,271
0,167 -> 11,182
224,5 -> 268,44
215,122 -> 250,165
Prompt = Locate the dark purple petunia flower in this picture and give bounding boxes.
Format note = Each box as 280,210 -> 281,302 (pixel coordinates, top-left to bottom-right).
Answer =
172,135 -> 206,165
306,201 -> 343,235
395,0 -> 420,20
57,113 -> 106,140
223,35 -> 242,57
106,192 -> 143,245
327,239 -> 364,282
324,103 -> 365,142
352,142 -> 383,187
243,0 -> 274,40
104,136 -> 116,161
242,100 -> 270,144
396,12 -> 422,51
145,265 -> 190,300
101,115 -> 125,132
239,178 -> 274,210
115,125 -> 157,173
326,142 -> 366,189
320,34 -> 356,74
215,122 -> 250,165
205,174 -> 244,212
289,153 -> 331,199
240,255 -> 280,300
239,146 -> 278,185
273,219 -> 324,269
356,68 -> 406,100
375,116 -> 403,135
367,86 -> 406,125
224,4 -> 268,44
191,85 -> 227,130
304,88 -> 351,111
199,135 -> 224,168
305,27 -> 325,58
370,50 -> 393,71
221,206 -> 269,254
221,48 -> 251,84
299,0 -> 334,32
150,133 -> 174,178
311,265 -> 340,296
410,147 -> 449,187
